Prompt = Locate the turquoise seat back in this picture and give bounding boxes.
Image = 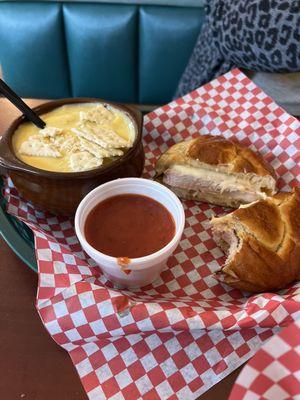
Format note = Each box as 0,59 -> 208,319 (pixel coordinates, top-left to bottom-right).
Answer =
0,1 -> 205,104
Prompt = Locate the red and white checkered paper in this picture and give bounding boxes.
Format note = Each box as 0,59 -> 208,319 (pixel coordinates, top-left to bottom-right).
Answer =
4,69 -> 300,400
229,319 -> 300,400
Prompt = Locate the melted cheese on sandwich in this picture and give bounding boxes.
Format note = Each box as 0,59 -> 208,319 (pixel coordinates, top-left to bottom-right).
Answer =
163,164 -> 269,197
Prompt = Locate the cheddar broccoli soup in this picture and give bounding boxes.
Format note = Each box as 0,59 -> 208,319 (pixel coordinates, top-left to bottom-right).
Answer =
13,103 -> 136,172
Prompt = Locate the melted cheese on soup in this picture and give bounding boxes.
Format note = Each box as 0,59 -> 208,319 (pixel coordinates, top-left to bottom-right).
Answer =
13,103 -> 136,172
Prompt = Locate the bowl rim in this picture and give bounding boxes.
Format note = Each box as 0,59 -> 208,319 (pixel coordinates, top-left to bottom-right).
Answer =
0,98 -> 143,179
74,177 -> 185,268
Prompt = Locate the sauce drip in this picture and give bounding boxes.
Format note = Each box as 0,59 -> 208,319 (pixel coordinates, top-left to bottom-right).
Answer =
117,257 -> 131,274
84,194 -> 175,258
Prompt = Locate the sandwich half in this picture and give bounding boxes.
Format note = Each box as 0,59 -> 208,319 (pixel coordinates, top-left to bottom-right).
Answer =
211,188 -> 300,292
155,135 -> 277,208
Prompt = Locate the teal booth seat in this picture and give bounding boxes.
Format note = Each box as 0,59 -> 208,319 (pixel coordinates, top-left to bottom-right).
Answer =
0,1 -> 206,104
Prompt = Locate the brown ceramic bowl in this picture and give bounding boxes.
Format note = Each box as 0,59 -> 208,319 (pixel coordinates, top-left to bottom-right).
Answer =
0,98 -> 144,215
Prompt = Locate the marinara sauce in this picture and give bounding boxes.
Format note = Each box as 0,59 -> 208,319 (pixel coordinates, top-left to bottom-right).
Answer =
84,194 -> 175,258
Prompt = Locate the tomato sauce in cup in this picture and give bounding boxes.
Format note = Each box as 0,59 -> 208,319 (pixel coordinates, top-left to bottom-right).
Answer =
75,178 -> 185,288
84,194 -> 175,258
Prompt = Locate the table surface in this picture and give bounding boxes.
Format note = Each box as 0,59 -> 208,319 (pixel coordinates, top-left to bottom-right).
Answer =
0,98 -> 242,399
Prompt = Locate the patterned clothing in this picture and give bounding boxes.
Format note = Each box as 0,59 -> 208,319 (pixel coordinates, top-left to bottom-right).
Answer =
176,0 -> 300,98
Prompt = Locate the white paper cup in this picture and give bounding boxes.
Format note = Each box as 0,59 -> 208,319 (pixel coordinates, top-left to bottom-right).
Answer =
75,178 -> 185,288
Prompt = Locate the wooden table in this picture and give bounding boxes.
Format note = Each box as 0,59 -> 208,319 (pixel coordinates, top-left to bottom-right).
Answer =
0,98 -> 242,399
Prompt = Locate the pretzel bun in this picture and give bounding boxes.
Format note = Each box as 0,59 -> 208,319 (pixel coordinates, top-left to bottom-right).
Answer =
212,188 -> 300,292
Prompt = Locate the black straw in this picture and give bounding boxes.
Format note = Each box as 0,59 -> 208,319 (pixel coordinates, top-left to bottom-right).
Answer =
0,78 -> 46,129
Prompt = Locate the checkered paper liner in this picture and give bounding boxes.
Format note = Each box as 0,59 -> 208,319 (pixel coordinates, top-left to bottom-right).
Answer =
229,319 -> 300,400
4,69 -> 300,400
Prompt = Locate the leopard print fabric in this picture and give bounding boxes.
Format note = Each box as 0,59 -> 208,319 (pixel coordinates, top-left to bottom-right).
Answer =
176,0 -> 300,98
